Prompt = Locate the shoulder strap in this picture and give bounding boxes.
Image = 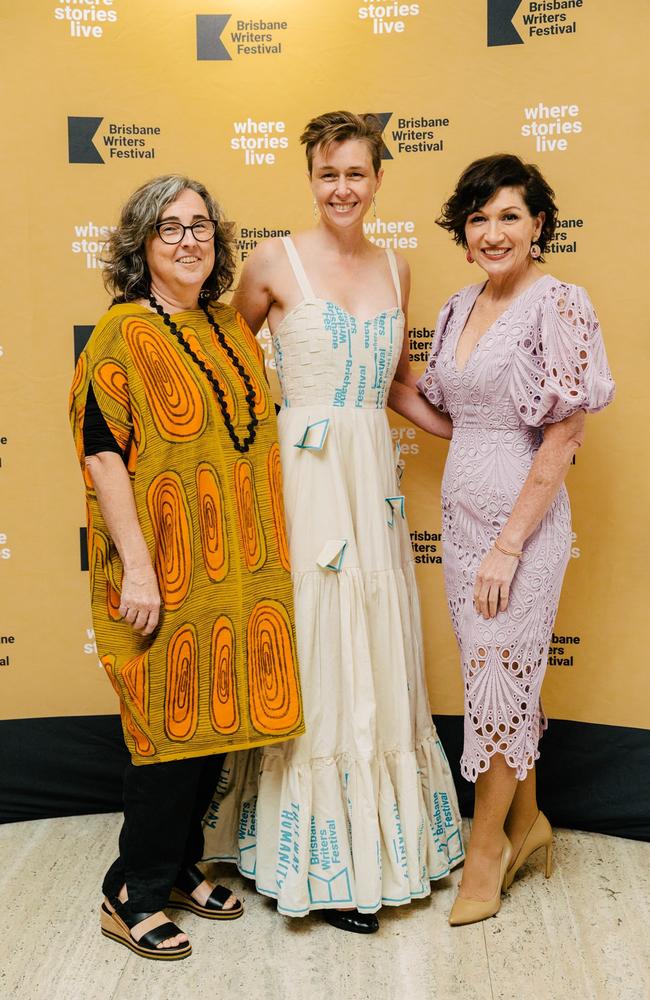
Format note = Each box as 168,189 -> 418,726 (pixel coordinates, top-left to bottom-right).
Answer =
385,249 -> 402,309
281,236 -> 315,300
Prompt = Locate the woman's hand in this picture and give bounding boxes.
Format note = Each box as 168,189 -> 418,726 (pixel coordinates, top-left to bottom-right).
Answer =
473,547 -> 520,619
119,564 -> 161,636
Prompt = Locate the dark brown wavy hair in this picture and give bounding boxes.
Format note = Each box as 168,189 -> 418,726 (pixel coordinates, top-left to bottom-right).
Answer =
437,154 -> 558,262
101,175 -> 236,304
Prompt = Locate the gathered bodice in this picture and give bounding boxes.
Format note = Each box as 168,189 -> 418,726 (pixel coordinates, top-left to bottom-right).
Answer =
272,237 -> 404,409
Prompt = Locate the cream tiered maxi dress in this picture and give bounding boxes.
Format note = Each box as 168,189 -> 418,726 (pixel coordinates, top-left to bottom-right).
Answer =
203,237 -> 463,915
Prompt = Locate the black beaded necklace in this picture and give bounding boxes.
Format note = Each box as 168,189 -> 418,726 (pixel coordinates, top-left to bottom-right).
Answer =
148,294 -> 258,453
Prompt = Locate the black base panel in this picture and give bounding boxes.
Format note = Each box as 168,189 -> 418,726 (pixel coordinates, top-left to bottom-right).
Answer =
1,714 -> 648,840
433,715 -> 649,842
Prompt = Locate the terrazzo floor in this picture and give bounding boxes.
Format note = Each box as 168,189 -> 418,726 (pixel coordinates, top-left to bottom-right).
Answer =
0,814 -> 648,1000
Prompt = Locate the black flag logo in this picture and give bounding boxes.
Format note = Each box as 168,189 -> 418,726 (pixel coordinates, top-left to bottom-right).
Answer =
196,14 -> 232,60
365,113 -> 393,161
68,116 -> 104,163
487,0 -> 523,47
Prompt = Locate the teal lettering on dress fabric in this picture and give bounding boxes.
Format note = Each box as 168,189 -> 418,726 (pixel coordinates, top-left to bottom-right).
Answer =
431,790 -> 445,838
238,797 -> 257,842
392,802 -> 408,874
273,335 -> 288,406
275,802 -> 301,888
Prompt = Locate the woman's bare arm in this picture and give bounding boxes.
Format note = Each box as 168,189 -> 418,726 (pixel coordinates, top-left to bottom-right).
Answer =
389,256 -> 452,438
231,241 -> 278,334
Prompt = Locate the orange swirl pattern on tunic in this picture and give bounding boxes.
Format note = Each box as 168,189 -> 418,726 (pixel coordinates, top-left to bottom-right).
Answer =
124,317 -> 207,442
121,651 -> 150,724
196,462 -> 229,583
234,458 -> 267,572
247,599 -> 301,734
147,472 -> 193,611
210,616 -> 239,734
102,654 -> 155,757
165,623 -> 199,742
267,442 -> 290,571
71,303 -> 304,765
210,322 -> 269,421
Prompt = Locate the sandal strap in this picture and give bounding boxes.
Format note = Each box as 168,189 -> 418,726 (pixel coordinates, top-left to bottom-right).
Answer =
206,884 -> 234,910
138,921 -> 186,950
174,864 -> 205,895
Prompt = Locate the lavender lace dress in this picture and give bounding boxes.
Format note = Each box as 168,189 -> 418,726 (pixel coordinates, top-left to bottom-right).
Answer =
418,276 -> 614,781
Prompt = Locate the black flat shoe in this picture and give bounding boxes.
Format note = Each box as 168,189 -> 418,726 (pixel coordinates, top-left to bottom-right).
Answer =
169,863 -> 243,920
323,909 -> 379,934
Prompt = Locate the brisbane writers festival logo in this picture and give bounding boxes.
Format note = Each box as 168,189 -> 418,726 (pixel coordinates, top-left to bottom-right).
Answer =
67,116 -> 161,163
196,14 -> 288,59
487,0 -> 585,47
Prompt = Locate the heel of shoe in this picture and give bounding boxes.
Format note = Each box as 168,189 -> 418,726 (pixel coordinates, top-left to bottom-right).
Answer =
544,840 -> 553,879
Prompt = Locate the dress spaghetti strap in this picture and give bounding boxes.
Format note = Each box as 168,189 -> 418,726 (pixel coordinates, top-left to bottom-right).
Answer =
281,236 -> 316,300
385,249 -> 402,310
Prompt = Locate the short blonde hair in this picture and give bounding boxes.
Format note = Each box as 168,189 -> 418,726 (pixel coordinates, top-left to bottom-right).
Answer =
300,111 -> 384,175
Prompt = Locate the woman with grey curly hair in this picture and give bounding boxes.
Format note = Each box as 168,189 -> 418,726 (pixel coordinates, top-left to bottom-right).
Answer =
69,175 -> 304,960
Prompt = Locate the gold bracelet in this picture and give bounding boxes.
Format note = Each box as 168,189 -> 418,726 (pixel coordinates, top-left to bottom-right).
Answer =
494,539 -> 523,559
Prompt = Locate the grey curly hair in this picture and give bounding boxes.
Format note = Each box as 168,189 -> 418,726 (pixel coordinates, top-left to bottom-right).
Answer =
101,175 -> 236,304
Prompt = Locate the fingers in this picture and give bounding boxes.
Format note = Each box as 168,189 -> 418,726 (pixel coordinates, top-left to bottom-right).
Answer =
474,578 -> 510,619
118,594 -> 160,635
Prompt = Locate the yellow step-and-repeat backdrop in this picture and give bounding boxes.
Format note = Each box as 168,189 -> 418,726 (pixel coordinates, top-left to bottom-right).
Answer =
1,1 -> 647,732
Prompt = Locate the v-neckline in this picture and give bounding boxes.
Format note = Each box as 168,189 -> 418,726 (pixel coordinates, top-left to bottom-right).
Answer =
453,275 -> 549,373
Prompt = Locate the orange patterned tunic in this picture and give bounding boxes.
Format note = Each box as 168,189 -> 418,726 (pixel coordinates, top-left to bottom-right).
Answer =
69,302 -> 304,765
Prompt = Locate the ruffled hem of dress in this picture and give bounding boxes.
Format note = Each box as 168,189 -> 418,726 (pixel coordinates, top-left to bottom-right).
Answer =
460,708 -> 548,783
203,731 -> 465,916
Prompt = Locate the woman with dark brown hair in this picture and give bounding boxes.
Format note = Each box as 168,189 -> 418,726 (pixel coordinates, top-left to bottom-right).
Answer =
414,154 -> 615,924
69,174 -> 304,959
204,112 -> 463,933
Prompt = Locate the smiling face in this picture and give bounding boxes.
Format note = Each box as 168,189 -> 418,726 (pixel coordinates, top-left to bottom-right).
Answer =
145,188 -> 215,306
310,138 -> 383,229
464,186 -> 544,282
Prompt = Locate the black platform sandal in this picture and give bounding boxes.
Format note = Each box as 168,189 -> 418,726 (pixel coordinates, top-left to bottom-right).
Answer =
100,901 -> 192,960
323,909 -> 379,934
169,864 -> 243,920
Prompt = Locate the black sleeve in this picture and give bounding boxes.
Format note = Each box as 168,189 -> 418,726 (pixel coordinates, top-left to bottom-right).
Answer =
82,382 -> 125,458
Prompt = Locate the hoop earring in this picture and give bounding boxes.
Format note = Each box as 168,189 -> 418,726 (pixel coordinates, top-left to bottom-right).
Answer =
372,195 -> 377,219
530,242 -> 541,259
466,250 -> 474,264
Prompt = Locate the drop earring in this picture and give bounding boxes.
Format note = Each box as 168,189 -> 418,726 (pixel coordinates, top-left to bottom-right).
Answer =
313,198 -> 320,221
530,242 -> 541,259
372,195 -> 377,219
466,250 -> 474,264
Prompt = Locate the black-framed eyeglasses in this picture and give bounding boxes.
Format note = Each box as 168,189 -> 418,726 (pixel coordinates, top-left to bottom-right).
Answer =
154,219 -> 217,245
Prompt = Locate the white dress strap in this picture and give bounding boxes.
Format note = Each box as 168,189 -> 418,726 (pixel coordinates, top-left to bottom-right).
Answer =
385,249 -> 402,310
281,236 -> 316,301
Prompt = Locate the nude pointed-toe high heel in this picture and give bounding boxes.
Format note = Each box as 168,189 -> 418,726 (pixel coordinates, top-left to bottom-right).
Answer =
448,838 -> 512,927
503,811 -> 553,891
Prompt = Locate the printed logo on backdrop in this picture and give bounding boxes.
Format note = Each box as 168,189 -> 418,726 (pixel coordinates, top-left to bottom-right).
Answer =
520,101 -> 582,152
369,111 -> 450,157
487,0 -> 585,47
358,2 -> 421,35
71,222 -> 115,269
196,14 -> 288,59
67,117 -> 161,164
548,215 -> 584,256
54,0 -> 119,39
231,119 -> 288,166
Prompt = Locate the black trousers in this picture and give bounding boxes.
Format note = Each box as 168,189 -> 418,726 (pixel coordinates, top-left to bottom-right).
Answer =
102,753 -> 224,919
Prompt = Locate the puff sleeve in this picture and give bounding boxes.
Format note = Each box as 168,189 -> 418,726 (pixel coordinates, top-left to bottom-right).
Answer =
510,282 -> 615,427
416,292 -> 459,412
